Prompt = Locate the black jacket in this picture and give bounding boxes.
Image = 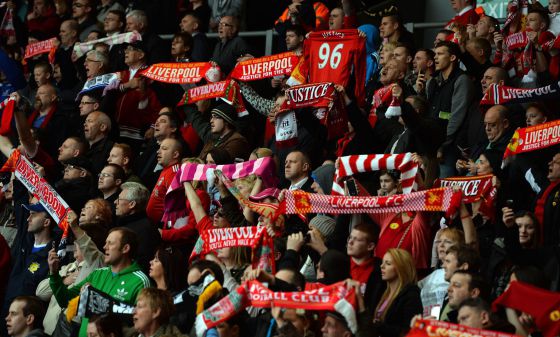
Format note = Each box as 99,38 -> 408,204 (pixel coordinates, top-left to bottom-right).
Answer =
115,212 -> 160,273
87,137 -> 114,176
374,284 -> 423,337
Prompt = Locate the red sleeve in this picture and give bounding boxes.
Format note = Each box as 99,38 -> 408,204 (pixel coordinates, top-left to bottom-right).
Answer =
411,212 -> 432,269
353,34 -> 367,105
343,15 -> 358,29
30,147 -> 57,181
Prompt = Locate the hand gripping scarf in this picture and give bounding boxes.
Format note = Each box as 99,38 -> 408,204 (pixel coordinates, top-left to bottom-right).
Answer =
0,150 -> 71,256
368,84 -> 401,127
332,153 -> 419,196
231,52 -> 300,81
492,281 -> 560,337
279,188 -> 462,218
195,281 -> 357,337
407,319 -> 517,337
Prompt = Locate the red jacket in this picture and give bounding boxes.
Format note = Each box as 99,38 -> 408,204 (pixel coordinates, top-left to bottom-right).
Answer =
161,189 -> 211,243
146,163 -> 180,224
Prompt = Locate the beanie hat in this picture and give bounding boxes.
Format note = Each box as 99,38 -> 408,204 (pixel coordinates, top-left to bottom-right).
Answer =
211,103 -> 237,127
311,163 -> 335,194
309,215 -> 336,242
481,149 -> 503,177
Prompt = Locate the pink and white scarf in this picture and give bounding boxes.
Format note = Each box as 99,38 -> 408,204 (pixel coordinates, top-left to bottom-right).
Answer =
332,153 -> 419,196
73,31 -> 142,58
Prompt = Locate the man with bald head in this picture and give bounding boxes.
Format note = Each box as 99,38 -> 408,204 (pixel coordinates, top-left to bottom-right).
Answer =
179,13 -> 210,61
146,137 -> 182,225
84,111 -> 114,175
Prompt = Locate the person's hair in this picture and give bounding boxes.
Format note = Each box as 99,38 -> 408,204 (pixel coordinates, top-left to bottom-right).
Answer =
33,61 -> 52,76
439,227 -> 466,245
514,210 -> 541,248
526,102 -> 552,121
446,244 -> 480,272
289,150 -> 311,170
153,246 -> 188,292
408,95 -> 428,114
222,15 -> 240,31
452,270 -> 490,302
162,137 -> 184,161
112,143 -> 134,168
107,9 -> 126,25
67,136 -> 90,154
352,222 -> 379,245
189,260 -> 225,285
92,111 -> 112,133
109,227 -> 139,259
13,296 -> 46,330
127,9 -> 148,29
381,13 -> 403,31
104,163 -> 125,182
379,170 -> 400,183
227,246 -> 252,268
458,297 -> 491,314
120,182 -> 150,210
235,175 -> 256,194
511,265 -> 549,289
173,32 -> 193,57
158,111 -> 181,132
528,5 -> 550,29
89,314 -> 124,337
86,49 -> 109,69
137,288 -> 175,326
491,104 -> 510,122
64,19 -> 79,33
208,147 -> 233,164
382,41 -> 398,55
375,249 -> 417,321
286,24 -> 306,37
250,147 -> 273,159
467,37 -> 492,59
395,42 -> 413,58
484,15 -> 500,30
85,198 -> 113,226
277,267 -> 306,290
437,29 -> 455,37
487,66 -> 509,84
435,40 -> 462,60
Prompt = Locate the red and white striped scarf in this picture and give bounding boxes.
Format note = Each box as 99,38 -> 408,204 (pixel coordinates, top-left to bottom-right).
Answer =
280,188 -> 462,217
332,153 -> 419,196
368,84 -> 401,126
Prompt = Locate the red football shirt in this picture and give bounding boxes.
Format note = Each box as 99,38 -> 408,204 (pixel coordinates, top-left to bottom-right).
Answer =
302,29 -> 366,105
146,163 -> 180,224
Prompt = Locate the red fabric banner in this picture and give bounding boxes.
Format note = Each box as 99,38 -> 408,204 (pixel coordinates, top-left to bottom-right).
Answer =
281,82 -> 337,111
503,119 -> 560,160
434,174 -> 494,204
480,82 -> 560,106
177,80 -> 247,117
195,281 -> 357,337
407,319 -> 517,337
140,62 -> 215,84
0,150 -> 71,255
0,96 -> 15,135
23,38 -> 57,61
231,52 -> 299,81
492,281 -> 560,337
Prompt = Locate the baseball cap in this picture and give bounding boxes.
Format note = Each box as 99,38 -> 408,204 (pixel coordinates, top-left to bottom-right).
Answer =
23,203 -> 47,213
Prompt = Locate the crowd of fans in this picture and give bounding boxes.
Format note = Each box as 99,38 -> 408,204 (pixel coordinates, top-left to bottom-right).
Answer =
0,0 -> 559,337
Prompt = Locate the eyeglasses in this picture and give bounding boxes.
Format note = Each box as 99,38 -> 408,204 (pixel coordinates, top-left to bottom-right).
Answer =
219,22 -> 234,28
98,172 -> 114,178
64,165 -> 85,173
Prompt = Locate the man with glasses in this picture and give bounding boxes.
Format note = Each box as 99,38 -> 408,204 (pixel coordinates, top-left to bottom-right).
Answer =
211,15 -> 249,74
72,0 -> 97,41
98,164 -> 125,207
56,156 -> 97,212
114,182 -> 160,273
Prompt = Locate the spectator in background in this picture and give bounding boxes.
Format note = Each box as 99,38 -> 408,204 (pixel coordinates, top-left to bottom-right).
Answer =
72,0 -> 98,41
108,143 -> 142,183
285,24 -> 305,54
96,0 -> 124,25
379,13 -> 415,49
27,0 -> 62,39
84,111 -> 114,175
171,32 -> 193,62
445,0 -> 479,29
29,83 -> 68,157
125,10 -> 169,64
179,13 -> 211,62
104,9 -> 127,71
5,296 -> 47,337
56,20 -> 80,89
275,0 -> 316,51
209,0 -> 245,32
211,15 -> 249,75
190,0 -> 211,33
285,151 -> 313,192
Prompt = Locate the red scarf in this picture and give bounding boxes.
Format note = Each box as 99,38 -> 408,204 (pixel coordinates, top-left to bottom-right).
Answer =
480,82 -> 560,106
534,180 -> 560,244
195,281 -> 357,337
231,52 -> 299,81
0,97 -> 15,135
177,80 -> 247,117
140,62 -> 217,84
502,120 -> 560,161
407,319 -> 516,337
492,281 -> 560,337
368,84 -> 393,128
23,38 -> 57,63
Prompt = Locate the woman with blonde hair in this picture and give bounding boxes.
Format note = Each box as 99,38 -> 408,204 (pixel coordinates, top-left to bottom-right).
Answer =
372,248 -> 422,337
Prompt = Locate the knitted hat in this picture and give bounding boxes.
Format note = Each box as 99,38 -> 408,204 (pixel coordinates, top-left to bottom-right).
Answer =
311,163 -> 335,194
309,215 -> 336,242
211,103 -> 237,127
